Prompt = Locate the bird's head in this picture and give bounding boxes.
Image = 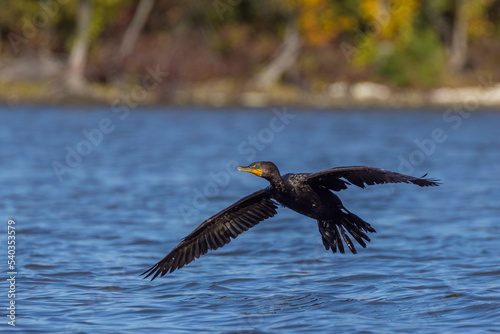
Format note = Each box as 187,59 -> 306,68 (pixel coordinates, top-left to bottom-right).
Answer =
237,161 -> 280,181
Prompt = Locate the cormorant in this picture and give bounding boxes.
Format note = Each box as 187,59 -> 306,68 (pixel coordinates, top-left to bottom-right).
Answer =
142,161 -> 439,280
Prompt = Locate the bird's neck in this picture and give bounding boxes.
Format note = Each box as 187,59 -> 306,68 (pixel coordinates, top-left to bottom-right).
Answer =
265,174 -> 284,191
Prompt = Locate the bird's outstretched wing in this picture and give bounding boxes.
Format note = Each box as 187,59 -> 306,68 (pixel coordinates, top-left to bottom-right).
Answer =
141,188 -> 278,280
306,166 -> 440,191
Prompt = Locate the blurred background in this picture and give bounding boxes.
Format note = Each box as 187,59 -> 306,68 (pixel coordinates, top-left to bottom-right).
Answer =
1,0 -> 500,106
1,1 -> 500,333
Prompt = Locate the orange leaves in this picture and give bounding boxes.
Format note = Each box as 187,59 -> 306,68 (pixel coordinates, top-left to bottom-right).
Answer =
359,0 -> 419,41
292,0 -> 355,46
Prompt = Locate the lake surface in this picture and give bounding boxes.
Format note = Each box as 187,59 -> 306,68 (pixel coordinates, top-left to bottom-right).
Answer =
1,105 -> 499,333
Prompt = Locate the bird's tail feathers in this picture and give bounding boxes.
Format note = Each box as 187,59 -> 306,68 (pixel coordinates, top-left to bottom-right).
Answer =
318,209 -> 376,254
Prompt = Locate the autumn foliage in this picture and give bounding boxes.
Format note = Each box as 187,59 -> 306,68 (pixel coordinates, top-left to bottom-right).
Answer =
1,0 -> 500,92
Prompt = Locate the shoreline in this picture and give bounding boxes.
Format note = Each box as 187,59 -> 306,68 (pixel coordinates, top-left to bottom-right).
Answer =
1,79 -> 500,110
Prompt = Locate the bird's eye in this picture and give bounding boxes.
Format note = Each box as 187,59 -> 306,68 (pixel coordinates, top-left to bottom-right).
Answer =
254,165 -> 259,169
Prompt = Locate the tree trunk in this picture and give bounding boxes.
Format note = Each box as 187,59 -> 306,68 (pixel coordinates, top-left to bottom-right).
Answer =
66,0 -> 92,94
251,21 -> 301,90
449,0 -> 468,72
119,0 -> 155,60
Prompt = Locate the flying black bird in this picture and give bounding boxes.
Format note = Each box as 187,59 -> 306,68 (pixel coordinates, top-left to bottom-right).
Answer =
142,161 -> 439,280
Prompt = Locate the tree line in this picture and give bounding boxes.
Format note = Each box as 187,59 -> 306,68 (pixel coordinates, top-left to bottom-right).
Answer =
1,0 -> 499,96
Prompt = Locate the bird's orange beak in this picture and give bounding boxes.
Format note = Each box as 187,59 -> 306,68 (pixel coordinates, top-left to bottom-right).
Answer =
237,165 -> 262,177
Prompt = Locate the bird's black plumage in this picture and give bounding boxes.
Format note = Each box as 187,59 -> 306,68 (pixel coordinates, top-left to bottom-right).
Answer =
142,161 -> 439,280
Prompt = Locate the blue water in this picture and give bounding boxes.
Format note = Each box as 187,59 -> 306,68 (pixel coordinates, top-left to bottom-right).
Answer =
1,106 -> 499,333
